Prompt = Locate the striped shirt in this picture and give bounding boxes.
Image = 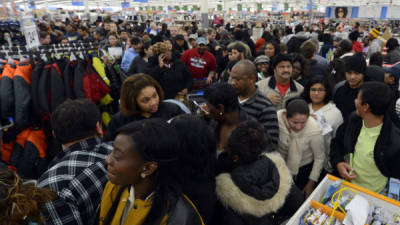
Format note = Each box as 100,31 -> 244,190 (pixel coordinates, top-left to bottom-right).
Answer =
240,88 -> 279,146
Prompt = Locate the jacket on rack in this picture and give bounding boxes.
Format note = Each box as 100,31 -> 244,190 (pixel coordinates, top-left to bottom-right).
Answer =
9,127 -> 48,179
31,60 -> 44,121
63,60 -> 76,100
14,62 -> 33,128
0,63 -> 16,121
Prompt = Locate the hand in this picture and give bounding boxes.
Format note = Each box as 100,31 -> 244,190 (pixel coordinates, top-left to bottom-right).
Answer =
215,45 -> 221,51
200,104 -> 210,116
337,162 -> 356,180
267,93 -> 281,106
178,88 -> 188,96
158,54 -> 165,68
303,180 -> 315,198
206,76 -> 213,85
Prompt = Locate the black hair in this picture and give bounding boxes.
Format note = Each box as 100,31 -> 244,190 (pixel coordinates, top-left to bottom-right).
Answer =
369,52 -> 383,67
285,97 -> 310,118
261,31 -> 273,41
265,40 -> 281,57
130,36 -> 142,45
51,99 -> 100,144
227,120 -> 274,165
301,75 -> 333,104
335,7 -> 348,18
360,82 -> 392,116
349,31 -> 359,42
387,38 -> 399,52
322,33 -> 333,44
139,41 -> 152,57
105,119 -> 181,225
285,26 -> 293,35
231,42 -> 246,53
273,29 -> 280,36
170,115 -> 216,180
295,24 -> 303,34
204,83 -> 240,113
272,53 -> 292,69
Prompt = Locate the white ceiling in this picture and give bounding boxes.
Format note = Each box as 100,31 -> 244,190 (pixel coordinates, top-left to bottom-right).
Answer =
11,0 -> 400,10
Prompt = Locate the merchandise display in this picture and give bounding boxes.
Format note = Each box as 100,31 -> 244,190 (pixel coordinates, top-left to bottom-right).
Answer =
287,175 -> 400,225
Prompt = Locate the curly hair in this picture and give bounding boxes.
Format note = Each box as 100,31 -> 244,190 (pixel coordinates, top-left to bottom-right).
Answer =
152,42 -> 168,55
0,170 -> 56,225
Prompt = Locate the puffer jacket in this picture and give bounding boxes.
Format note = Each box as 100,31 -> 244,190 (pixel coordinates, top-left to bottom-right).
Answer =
0,63 -> 16,121
214,152 -> 301,225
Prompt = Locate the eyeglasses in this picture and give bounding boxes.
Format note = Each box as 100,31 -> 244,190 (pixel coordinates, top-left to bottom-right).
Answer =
310,88 -> 326,93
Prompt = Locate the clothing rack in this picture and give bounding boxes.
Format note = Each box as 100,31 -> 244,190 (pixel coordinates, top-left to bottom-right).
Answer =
0,42 -> 100,57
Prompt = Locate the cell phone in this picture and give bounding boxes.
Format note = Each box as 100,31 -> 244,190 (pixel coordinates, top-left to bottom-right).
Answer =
193,100 -> 209,114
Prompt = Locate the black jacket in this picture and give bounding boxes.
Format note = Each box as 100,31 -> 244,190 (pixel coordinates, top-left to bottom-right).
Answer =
104,102 -> 184,141
333,81 -> 359,120
307,59 -> 329,77
214,152 -> 300,225
330,112 -> 400,179
127,56 -> 151,75
148,58 -> 193,100
384,48 -> 400,64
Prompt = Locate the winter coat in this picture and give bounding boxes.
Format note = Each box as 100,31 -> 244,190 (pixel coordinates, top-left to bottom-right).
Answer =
215,152 -> 295,225
384,48 -> 400,65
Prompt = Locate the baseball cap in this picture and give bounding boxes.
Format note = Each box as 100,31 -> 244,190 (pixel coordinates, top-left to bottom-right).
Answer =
175,34 -> 184,40
197,37 -> 207,45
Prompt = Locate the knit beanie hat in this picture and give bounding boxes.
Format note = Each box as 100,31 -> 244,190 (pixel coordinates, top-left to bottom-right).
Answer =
345,53 -> 367,75
370,28 -> 380,39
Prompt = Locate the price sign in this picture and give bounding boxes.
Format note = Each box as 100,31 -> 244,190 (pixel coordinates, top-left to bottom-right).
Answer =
24,26 -> 40,49
22,16 -> 40,49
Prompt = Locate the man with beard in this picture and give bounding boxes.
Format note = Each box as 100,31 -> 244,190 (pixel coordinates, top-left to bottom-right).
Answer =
181,37 -> 217,89
230,60 -> 279,145
333,53 -> 367,120
257,53 -> 304,110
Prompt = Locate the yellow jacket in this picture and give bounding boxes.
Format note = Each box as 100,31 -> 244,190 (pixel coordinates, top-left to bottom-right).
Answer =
99,182 -> 204,225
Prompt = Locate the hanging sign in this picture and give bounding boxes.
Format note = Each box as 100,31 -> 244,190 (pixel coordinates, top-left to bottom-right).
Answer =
133,0 -> 148,2
217,4 -> 222,11
27,0 -> 36,9
237,4 -> 242,11
21,16 -> 39,49
121,2 -> 130,8
71,0 -> 84,6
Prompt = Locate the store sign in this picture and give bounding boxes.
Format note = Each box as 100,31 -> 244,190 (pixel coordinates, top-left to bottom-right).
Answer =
27,0 -> 36,9
21,16 -> 39,49
217,4 -> 222,11
121,2 -> 130,8
133,0 -> 148,2
71,0 -> 84,6
237,4 -> 242,12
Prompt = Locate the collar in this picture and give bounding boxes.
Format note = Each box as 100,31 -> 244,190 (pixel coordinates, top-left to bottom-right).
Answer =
241,87 -> 261,106
62,137 -> 103,155
340,52 -> 354,59
268,75 -> 298,92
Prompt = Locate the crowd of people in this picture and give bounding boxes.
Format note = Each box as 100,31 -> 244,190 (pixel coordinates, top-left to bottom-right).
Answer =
1,15 -> 400,225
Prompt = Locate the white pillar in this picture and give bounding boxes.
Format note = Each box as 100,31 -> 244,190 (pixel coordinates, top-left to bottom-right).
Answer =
200,0 -> 208,29
84,0 -> 89,14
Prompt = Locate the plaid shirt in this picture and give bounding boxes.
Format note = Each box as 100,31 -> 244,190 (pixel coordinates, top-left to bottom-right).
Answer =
37,137 -> 112,225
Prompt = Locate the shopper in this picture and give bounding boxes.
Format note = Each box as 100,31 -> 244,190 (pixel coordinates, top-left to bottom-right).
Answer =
333,53 -> 367,120
38,99 -> 113,225
277,98 -> 325,197
257,53 -> 304,110
367,28 -> 382,59
230,60 -> 279,146
329,39 -> 354,84
214,120 -> 296,225
174,34 -> 189,56
100,119 -> 204,225
384,38 -> 400,64
181,37 -> 217,89
148,42 -> 193,100
349,31 -> 363,53
121,37 -> 142,73
127,42 -> 153,75
203,83 -> 254,158
301,76 -> 343,174
331,82 -> 400,193
263,40 -> 280,63
104,74 -> 183,141
366,52 -> 385,82
290,53 -> 308,86
0,169 -> 56,225
253,55 -> 271,80
170,115 -> 217,225
300,40 -> 329,77
255,31 -> 273,51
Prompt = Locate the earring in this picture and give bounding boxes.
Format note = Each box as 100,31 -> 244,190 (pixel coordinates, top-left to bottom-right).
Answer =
140,173 -> 146,179
219,112 -> 223,116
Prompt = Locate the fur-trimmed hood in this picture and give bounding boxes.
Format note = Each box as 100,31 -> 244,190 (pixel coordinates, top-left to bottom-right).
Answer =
215,152 -> 292,218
